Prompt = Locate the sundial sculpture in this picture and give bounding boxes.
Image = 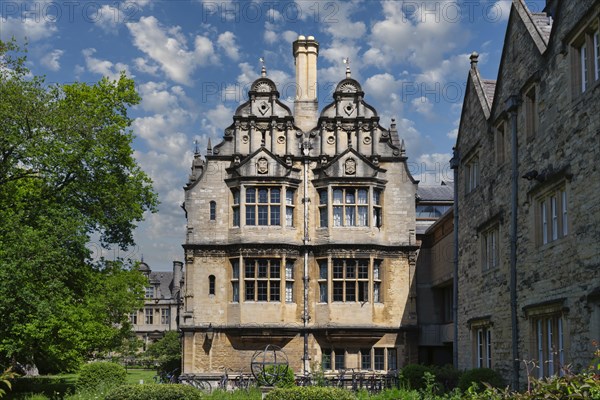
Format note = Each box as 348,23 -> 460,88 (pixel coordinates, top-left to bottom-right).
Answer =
250,344 -> 289,387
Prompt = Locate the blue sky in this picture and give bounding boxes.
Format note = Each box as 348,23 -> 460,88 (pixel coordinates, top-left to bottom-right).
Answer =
1,0 -> 546,270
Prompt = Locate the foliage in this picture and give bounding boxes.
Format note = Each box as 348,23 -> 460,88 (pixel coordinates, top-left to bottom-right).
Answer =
145,332 -> 181,376
8,375 -> 75,399
457,368 -> 504,392
203,388 -> 262,399
399,364 -> 435,390
0,367 -> 17,398
105,384 -> 203,400
430,365 -> 461,392
76,362 -> 126,392
265,386 -> 357,400
0,39 -> 157,373
256,365 -> 295,388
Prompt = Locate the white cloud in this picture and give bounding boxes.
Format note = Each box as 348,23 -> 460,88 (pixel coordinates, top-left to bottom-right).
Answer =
40,49 -> 64,71
126,16 -> 219,85
217,31 -> 240,61
82,48 -> 130,80
413,153 -> 453,184
321,0 -> 366,41
1,16 -> 57,42
133,57 -> 160,76
411,97 -> 434,117
488,1 -> 512,22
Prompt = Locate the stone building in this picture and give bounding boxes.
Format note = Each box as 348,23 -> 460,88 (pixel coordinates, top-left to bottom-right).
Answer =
180,35 -> 419,379
454,0 -> 600,387
131,261 -> 183,347
414,184 -> 455,366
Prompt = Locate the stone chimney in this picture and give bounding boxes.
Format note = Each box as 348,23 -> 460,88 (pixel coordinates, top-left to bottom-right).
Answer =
172,260 -> 183,298
293,35 -> 319,132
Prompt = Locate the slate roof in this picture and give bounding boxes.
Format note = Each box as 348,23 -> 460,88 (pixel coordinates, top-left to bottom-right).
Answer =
482,80 -> 497,107
531,12 -> 553,43
149,271 -> 174,300
416,184 -> 454,202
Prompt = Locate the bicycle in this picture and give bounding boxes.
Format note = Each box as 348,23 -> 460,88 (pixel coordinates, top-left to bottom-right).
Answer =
179,374 -> 212,392
233,370 -> 253,390
153,368 -> 179,384
217,367 -> 230,391
295,373 -> 313,387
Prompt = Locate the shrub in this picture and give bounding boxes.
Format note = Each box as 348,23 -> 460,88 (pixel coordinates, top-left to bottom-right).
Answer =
399,364 -> 435,390
265,386 -> 356,400
457,368 -> 504,392
105,384 -> 203,400
256,365 -> 295,388
9,376 -> 75,398
431,364 -> 462,392
76,362 -> 127,391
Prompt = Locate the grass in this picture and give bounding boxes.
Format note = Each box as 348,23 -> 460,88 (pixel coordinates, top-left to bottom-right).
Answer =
123,369 -> 155,385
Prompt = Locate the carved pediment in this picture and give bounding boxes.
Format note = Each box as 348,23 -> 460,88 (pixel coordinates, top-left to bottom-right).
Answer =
315,148 -> 385,179
228,148 -> 297,179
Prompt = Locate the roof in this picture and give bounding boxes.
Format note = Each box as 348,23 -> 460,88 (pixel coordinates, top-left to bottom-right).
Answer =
482,80 -> 497,107
149,271 -> 175,300
416,184 -> 454,202
531,12 -> 553,42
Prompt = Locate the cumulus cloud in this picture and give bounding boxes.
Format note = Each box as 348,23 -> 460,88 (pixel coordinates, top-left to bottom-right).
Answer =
1,16 -> 57,42
126,16 -> 219,85
412,153 -> 454,184
82,48 -> 130,80
411,97 -> 434,117
217,31 -> 240,61
488,1 -> 512,22
40,49 -> 64,71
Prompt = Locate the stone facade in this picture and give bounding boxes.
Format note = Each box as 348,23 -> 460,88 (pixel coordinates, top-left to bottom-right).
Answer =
132,261 -> 183,347
455,0 -> 600,386
181,36 -> 419,379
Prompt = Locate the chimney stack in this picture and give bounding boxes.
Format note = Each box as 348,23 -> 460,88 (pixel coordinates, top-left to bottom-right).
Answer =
172,260 -> 183,297
293,35 -> 319,132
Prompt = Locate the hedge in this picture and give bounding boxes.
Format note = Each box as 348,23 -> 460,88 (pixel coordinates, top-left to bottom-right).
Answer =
76,362 -> 127,391
265,386 -> 357,400
105,384 -> 203,400
457,368 -> 504,392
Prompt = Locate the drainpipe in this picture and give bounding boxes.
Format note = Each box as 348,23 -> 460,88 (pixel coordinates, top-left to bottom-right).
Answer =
449,147 -> 459,369
506,95 -> 521,390
301,141 -> 311,375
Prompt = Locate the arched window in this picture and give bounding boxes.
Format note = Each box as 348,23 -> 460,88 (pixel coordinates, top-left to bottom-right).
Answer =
210,201 -> 216,221
209,275 -> 215,295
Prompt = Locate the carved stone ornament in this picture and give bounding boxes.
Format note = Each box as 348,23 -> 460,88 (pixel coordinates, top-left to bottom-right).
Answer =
257,122 -> 269,130
258,101 -> 270,116
343,103 -> 355,116
363,136 -> 372,145
345,158 -> 357,175
242,135 -> 249,143
234,155 -> 241,165
253,82 -> 273,92
257,157 -> 269,174
327,136 -> 335,145
339,81 -> 358,93
277,136 -> 286,144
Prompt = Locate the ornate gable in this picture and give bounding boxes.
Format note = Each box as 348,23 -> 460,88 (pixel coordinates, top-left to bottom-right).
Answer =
227,147 -> 300,181
313,148 -> 386,182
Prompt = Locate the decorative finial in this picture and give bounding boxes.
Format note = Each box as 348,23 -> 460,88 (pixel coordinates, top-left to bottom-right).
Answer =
194,139 -> 200,155
207,138 -> 213,155
470,51 -> 479,70
259,57 -> 266,77
343,57 -> 351,78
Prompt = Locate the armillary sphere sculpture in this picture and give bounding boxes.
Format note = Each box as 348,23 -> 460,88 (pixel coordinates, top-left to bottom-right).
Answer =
250,344 -> 289,387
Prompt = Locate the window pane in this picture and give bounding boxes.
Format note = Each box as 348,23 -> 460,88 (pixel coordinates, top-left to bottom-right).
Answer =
285,282 -> 293,302
345,189 -> 355,204
358,206 -> 368,226
270,188 -> 280,203
374,348 -> 384,370
333,189 -> 343,204
257,281 -> 268,301
334,349 -> 345,370
333,262 -> 343,279
233,207 -> 240,226
361,349 -> 371,370
374,189 -> 381,205
246,188 -> 256,203
246,207 -> 255,225
333,282 -> 343,301
319,282 -> 328,303
322,349 -> 332,370
551,196 -> 558,241
258,205 -> 268,225
358,281 -> 368,302
357,189 -> 368,204
286,261 -> 294,279
233,190 -> 240,204
358,263 -> 368,279
270,281 -> 280,301
374,282 -> 381,303
319,208 -> 328,227
562,191 -> 568,236
372,261 -> 380,280
232,282 -> 239,302
258,188 -> 268,203
319,189 -> 328,205
319,262 -> 328,279
333,207 -> 342,226
286,207 -> 293,227
270,261 -> 280,278
245,262 -> 255,278
210,201 -> 216,220
541,202 -> 548,244
258,261 -> 268,278
245,281 -> 255,301
271,206 -> 280,226
346,206 -> 355,226
346,281 -> 356,301
346,263 -> 355,279
387,349 -> 397,370
374,207 -> 382,228
286,189 -> 294,205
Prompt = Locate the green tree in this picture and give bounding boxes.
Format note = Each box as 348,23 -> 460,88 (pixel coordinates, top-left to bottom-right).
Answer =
0,39 -> 158,373
145,331 -> 181,374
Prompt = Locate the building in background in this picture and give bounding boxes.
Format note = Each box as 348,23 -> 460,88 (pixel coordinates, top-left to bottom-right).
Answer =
454,0 -> 600,387
131,261 -> 184,348
180,35 -> 420,380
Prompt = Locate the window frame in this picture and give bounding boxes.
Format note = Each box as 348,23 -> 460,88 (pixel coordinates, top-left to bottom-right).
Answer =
209,200 -> 216,221
524,85 -> 539,140
571,18 -> 600,95
482,224 -> 500,271
537,185 -> 568,246
464,153 -> 479,194
243,259 -> 282,302
317,186 -> 383,229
